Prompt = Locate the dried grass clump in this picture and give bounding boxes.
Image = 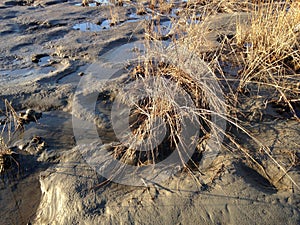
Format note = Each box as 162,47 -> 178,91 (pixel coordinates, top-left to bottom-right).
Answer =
183,0 -> 252,14
162,1 -> 300,190
93,0 -> 299,190
236,1 -> 300,112
112,59 -> 210,167
0,139 -> 18,176
152,0 -> 175,14
0,100 -> 23,176
174,16 -> 217,58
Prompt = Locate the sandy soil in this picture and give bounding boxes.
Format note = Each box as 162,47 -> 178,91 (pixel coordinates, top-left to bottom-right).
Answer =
0,1 -> 299,225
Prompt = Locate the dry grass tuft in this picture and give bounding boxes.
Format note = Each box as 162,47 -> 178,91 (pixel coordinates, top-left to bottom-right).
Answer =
112,59 -> 211,167
94,0 -> 300,190
185,0 -> 252,13
109,5 -> 120,26
145,0 -> 299,190
0,100 -> 23,176
236,1 -> 300,116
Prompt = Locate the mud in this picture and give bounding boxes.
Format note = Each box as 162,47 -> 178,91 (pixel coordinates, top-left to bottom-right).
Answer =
0,1 -> 299,225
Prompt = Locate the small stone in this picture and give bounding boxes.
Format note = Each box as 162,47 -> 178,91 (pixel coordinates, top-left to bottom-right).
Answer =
78,72 -> 85,76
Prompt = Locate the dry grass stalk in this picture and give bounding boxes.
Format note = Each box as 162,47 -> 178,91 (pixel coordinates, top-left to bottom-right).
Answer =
98,0 -> 299,190
81,0 -> 89,7
112,0 -> 124,7
183,0 -> 252,13
164,1 -> 299,190
113,60 -> 209,167
0,100 -> 23,175
105,36 -> 230,188
109,5 -> 119,26
236,1 -> 300,115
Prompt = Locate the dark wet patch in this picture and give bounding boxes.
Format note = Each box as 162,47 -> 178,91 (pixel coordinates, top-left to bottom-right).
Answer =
0,134 -> 61,224
9,42 -> 33,52
292,101 -> 300,118
3,0 -> 36,6
42,0 -> 68,6
32,111 -> 75,150
0,24 -> 20,35
233,162 -> 277,194
265,101 -> 300,120
0,141 -> 50,225
97,37 -> 138,56
0,172 -> 41,225
46,19 -> 68,27
0,10 -> 19,19
4,0 -> 25,6
37,29 -> 69,44
219,61 -> 242,77
14,19 -> 68,36
217,33 -> 235,43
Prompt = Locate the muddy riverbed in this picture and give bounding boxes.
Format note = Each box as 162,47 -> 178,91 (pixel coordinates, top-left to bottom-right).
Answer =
0,1 -> 299,224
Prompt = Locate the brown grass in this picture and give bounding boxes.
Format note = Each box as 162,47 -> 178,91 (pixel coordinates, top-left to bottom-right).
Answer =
0,100 -> 23,175
112,60 -> 210,167
91,0 -> 300,190
236,1 -> 300,117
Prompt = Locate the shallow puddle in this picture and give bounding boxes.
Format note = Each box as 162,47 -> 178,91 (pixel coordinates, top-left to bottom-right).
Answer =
73,22 -> 105,31
37,55 -> 51,67
74,0 -> 110,7
73,16 -> 142,32
0,66 -> 55,86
